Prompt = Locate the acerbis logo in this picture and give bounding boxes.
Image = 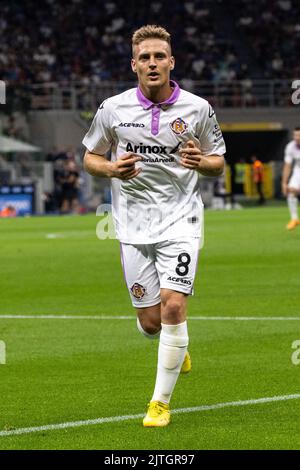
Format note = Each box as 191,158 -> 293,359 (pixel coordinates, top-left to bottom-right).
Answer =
119,123 -> 145,127
126,142 -> 167,154
167,276 -> 192,286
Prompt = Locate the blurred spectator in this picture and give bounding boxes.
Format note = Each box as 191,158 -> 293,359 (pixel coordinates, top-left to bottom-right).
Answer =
251,154 -> 265,205
19,154 -> 32,178
3,115 -> 25,140
53,159 -> 65,211
0,0 -> 299,110
60,160 -> 80,214
0,205 -> 17,218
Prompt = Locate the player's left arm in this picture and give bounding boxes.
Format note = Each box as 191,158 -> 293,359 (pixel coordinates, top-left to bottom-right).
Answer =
180,102 -> 226,176
179,140 -> 225,176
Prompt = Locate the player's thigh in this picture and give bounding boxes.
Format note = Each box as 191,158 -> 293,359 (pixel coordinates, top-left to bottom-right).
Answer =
155,238 -> 201,296
288,173 -> 300,194
120,243 -> 160,308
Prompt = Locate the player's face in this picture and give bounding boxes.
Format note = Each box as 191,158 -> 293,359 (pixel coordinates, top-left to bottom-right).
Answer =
131,39 -> 175,90
294,130 -> 300,146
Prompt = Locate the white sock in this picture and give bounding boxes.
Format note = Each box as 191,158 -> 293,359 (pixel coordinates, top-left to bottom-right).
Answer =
151,321 -> 189,405
287,194 -> 299,220
136,318 -> 161,340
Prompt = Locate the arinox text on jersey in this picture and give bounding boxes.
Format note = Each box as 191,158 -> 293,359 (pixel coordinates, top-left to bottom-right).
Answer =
126,142 -> 167,154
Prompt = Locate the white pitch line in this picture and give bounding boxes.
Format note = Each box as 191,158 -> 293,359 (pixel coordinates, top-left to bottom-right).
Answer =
1,393 -> 300,437
1,315 -> 300,321
190,316 -> 300,321
0,315 -> 135,320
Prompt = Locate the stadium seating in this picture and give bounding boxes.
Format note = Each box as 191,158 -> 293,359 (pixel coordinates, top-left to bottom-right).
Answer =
1,0 -> 299,89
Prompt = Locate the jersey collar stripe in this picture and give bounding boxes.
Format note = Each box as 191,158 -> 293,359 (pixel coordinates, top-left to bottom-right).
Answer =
151,106 -> 160,135
136,80 -> 181,109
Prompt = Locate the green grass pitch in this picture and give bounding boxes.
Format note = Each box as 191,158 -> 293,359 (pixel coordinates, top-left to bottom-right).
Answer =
0,206 -> 300,450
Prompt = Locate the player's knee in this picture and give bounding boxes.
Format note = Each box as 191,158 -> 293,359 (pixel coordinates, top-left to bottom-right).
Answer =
162,298 -> 185,322
137,318 -> 161,339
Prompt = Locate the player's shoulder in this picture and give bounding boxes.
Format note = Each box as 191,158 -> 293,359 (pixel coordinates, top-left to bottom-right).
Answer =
285,140 -> 296,152
179,88 -> 210,113
99,88 -> 137,110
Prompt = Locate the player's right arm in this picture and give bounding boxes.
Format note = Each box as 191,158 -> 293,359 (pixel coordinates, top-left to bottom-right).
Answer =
83,151 -> 142,180
281,162 -> 292,196
82,99 -> 142,180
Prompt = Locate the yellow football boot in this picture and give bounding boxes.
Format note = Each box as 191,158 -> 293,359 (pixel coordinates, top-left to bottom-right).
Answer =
143,401 -> 170,427
286,219 -> 300,230
180,351 -> 192,374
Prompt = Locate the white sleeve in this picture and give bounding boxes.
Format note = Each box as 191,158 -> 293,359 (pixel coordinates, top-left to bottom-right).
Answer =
82,100 -> 114,155
197,102 -> 226,156
284,143 -> 293,164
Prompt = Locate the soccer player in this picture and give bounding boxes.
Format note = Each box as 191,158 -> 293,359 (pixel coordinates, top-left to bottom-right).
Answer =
82,25 -> 226,427
251,155 -> 265,205
282,127 -> 300,230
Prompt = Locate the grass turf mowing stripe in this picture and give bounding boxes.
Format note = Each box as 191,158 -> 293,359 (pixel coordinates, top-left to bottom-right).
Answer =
1,393 -> 300,437
1,315 -> 300,321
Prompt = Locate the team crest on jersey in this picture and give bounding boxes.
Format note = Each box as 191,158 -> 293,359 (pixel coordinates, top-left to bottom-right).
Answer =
170,118 -> 188,135
131,283 -> 146,300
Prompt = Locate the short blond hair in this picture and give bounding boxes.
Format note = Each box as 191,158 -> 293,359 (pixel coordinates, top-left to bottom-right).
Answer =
132,25 -> 171,55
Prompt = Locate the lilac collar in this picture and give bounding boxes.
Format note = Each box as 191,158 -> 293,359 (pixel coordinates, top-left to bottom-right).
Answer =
136,80 -> 180,109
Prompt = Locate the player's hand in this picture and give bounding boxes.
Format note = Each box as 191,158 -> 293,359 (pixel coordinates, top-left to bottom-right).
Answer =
179,140 -> 203,170
281,183 -> 288,196
110,152 -> 142,180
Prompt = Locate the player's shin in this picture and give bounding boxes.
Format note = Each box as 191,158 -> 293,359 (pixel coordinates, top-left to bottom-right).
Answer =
151,321 -> 189,404
287,194 -> 299,220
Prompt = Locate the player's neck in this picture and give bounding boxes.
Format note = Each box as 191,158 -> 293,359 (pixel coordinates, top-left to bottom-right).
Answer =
139,82 -> 174,104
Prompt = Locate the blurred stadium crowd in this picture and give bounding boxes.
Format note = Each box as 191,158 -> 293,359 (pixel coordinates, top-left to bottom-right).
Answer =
0,0 -> 299,216
0,0 -> 299,88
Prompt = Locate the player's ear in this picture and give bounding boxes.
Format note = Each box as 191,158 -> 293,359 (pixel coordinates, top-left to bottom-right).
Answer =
131,58 -> 137,73
170,56 -> 175,70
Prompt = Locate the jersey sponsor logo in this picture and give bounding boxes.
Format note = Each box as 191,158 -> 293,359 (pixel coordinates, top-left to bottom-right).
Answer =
213,124 -> 223,143
167,276 -> 192,286
130,283 -> 146,300
170,118 -> 188,135
119,123 -> 145,128
142,157 -> 175,163
170,142 -> 180,154
126,142 -> 167,154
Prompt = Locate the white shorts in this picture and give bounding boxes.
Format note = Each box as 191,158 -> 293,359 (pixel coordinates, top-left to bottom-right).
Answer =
120,238 -> 201,308
288,171 -> 300,191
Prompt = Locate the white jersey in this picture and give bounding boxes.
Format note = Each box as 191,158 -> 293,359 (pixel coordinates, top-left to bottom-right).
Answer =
284,140 -> 300,175
83,81 -> 226,244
